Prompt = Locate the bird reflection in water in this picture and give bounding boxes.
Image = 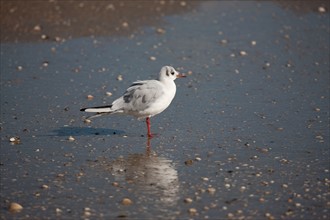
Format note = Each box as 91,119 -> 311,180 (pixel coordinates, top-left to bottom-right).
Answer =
94,137 -> 180,207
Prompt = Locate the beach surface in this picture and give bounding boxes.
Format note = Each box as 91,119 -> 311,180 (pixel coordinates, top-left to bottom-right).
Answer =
1,1 -> 329,219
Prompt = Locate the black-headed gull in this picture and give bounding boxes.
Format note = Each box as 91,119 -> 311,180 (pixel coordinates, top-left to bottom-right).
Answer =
80,66 -> 186,138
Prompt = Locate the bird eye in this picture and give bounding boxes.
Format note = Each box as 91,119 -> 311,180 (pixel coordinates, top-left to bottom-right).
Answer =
171,72 -> 175,75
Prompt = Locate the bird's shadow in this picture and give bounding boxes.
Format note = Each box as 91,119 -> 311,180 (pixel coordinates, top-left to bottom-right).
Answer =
50,126 -> 125,137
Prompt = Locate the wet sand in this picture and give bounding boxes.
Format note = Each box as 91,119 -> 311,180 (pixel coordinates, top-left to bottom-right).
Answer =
1,1 -> 329,219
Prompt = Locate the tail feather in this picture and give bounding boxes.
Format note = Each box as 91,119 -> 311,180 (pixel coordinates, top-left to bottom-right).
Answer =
80,105 -> 118,120
86,112 -> 111,120
80,105 -> 112,113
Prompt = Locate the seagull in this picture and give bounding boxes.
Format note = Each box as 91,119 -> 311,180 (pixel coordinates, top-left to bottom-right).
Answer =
80,66 -> 186,138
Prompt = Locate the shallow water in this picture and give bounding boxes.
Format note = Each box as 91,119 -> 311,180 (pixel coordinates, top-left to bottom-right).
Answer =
1,1 -> 329,219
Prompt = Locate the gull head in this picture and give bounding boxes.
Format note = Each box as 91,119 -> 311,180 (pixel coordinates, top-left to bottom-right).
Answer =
159,66 -> 186,82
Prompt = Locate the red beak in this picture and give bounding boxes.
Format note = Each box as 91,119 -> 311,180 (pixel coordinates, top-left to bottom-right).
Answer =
176,73 -> 186,78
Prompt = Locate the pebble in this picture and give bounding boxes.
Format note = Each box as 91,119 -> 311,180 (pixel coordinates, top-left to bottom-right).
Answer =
57,173 -> 65,178
316,135 -> 323,140
251,40 -> 257,46
261,181 -> 269,186
9,137 -> 20,144
68,136 -> 75,141
41,184 -> 49,189
117,75 -> 123,81
73,67 -> 80,73
87,95 -> 94,100
318,6 -> 326,13
84,207 -> 92,216
184,198 -> 193,203
9,137 -> 17,142
188,208 -> 197,215
121,198 -> 132,205
84,211 -> 91,217
239,50 -> 247,56
54,36 -> 62,42
41,34 -> 49,40
220,39 -> 228,44
17,66 -> 23,71
106,92 -> 113,96
84,119 -> 92,124
42,61 -> 49,67
9,202 -> 23,213
260,148 -> 269,153
33,25 -> 42,31
285,209 -> 294,216
265,213 -> 275,220
255,173 -> 262,177
156,28 -> 166,34
98,67 -> 106,72
227,213 -> 234,218
195,157 -> 201,161
198,189 -> 206,193
106,4 -> 115,10
184,159 -> 193,166
56,208 -> 62,214
201,177 -> 209,181
263,62 -> 271,69
210,203 -> 217,208
207,187 -> 216,194
122,22 -> 129,28
149,56 -> 157,61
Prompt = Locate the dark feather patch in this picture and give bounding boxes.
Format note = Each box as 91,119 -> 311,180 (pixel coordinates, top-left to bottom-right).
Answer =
129,82 -> 144,87
142,95 -> 147,103
123,93 -> 133,103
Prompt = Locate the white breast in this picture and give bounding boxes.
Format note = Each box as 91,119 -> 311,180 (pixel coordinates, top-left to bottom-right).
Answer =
141,80 -> 177,118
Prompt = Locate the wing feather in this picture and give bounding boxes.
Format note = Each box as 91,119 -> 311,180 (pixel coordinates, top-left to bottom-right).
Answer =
121,80 -> 164,111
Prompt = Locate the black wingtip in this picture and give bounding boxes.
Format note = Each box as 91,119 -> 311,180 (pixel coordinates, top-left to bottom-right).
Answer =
80,108 -> 87,112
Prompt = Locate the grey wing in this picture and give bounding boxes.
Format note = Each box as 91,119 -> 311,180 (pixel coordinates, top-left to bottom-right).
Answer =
122,81 -> 163,111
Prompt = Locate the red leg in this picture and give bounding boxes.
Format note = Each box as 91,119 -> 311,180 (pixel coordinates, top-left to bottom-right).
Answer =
146,117 -> 152,138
